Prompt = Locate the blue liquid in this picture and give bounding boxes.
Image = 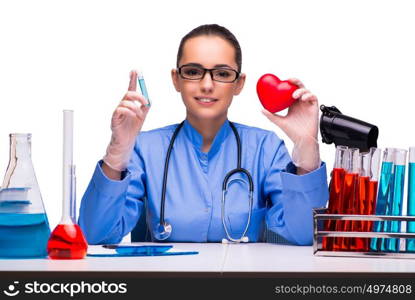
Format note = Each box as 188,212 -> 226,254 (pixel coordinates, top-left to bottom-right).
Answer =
386,164 -> 406,252
370,161 -> 394,251
407,163 -> 415,252
138,78 -> 151,107
0,213 -> 51,258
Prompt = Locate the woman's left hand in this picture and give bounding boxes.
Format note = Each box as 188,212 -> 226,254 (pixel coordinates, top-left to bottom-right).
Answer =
261,78 -> 318,143
262,78 -> 320,173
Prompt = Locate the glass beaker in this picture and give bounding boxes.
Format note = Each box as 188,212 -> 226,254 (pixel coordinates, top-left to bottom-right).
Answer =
0,133 -> 51,258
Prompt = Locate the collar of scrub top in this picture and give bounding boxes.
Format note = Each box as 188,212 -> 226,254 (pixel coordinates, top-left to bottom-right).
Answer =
182,119 -> 232,158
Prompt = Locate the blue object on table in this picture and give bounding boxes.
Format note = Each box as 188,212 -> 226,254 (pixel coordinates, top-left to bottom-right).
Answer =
105,244 -> 172,255
87,244 -> 198,257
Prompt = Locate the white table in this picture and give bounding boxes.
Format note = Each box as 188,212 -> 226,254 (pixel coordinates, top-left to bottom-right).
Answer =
1,243 -> 415,275
224,243 -> 415,274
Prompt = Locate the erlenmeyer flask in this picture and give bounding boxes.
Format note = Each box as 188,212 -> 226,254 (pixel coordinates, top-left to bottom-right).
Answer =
0,133 -> 51,258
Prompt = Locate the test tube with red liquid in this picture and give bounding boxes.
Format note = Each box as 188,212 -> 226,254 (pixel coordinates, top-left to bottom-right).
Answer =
322,146 -> 348,251
334,148 -> 359,251
47,110 -> 88,259
351,152 -> 371,251
365,148 -> 381,251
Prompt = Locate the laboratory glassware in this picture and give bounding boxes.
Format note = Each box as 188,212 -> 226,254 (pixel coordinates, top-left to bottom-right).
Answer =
385,149 -> 407,252
0,133 -> 50,258
333,148 -> 359,251
47,110 -> 87,259
351,151 -> 371,251
407,147 -> 415,252
365,148 -> 381,248
370,148 -> 395,252
322,145 -> 348,251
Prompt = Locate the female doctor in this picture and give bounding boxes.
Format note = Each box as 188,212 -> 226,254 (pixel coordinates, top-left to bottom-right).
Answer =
79,24 -> 328,245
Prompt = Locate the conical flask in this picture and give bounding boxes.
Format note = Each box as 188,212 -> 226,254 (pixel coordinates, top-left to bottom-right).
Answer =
47,110 -> 87,259
0,133 -> 51,258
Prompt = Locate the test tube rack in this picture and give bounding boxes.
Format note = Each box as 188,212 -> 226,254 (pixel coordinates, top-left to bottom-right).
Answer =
313,208 -> 415,259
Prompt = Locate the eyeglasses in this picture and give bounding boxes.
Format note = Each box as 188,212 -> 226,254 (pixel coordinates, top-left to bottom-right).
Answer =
178,64 -> 240,83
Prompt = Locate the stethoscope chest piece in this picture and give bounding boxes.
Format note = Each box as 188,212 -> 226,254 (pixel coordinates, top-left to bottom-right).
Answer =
154,222 -> 172,240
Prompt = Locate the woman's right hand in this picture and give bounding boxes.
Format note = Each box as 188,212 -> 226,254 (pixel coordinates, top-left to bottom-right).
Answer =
103,70 -> 150,174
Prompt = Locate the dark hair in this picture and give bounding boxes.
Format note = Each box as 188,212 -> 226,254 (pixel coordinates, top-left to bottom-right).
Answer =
176,24 -> 242,72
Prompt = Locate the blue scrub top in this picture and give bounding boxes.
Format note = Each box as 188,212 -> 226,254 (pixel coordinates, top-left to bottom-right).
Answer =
79,119 -> 328,245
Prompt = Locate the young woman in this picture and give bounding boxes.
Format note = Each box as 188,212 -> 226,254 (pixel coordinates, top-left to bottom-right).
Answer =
79,24 -> 328,245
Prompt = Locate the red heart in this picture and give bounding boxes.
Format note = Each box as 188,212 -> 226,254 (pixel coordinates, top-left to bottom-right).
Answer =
256,74 -> 298,113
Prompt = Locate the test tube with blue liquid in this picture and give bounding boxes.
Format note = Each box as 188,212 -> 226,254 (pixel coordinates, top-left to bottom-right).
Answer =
386,149 -> 407,252
138,71 -> 151,107
406,147 -> 415,252
370,148 -> 395,252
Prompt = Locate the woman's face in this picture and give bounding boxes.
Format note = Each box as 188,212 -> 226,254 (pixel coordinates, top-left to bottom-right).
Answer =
172,35 -> 246,122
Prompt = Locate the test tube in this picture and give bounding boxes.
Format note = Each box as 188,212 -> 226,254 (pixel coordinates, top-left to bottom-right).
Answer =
359,148 -> 381,252
407,147 -> 415,252
322,146 -> 348,251
137,71 -> 151,107
366,148 -> 381,231
370,148 -> 395,252
386,149 -> 407,252
335,148 -> 359,251
351,151 -> 371,251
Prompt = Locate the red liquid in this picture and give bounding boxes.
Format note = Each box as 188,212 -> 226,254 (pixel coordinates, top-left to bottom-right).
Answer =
351,176 -> 370,251
334,172 -> 358,251
47,224 -> 88,259
323,168 -> 345,251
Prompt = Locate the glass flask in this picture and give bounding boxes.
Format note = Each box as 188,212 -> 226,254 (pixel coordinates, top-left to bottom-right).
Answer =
0,133 -> 51,258
47,110 -> 87,259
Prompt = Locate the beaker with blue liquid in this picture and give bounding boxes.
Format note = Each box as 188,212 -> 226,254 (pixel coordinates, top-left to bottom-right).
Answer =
0,133 -> 50,258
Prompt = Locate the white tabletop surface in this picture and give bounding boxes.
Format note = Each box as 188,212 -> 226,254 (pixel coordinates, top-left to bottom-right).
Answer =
223,243 -> 415,273
1,243 -> 415,273
0,243 -> 227,272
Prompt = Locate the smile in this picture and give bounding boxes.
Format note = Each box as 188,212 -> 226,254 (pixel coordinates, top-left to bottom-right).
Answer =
195,97 -> 218,103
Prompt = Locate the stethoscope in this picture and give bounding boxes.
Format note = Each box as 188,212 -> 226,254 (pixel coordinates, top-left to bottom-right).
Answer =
153,120 -> 254,243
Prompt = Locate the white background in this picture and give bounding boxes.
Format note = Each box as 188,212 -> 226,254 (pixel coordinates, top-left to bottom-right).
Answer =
1,0 -> 414,230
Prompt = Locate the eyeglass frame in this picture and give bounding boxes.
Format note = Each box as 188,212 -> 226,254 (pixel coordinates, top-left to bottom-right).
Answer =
177,64 -> 241,83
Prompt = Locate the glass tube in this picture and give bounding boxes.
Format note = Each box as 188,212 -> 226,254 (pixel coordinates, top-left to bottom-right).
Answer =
366,148 -> 381,228
370,148 -> 395,252
407,147 -> 415,252
336,148 -> 359,251
323,146 -> 348,251
351,151 -> 371,251
385,149 -> 407,252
